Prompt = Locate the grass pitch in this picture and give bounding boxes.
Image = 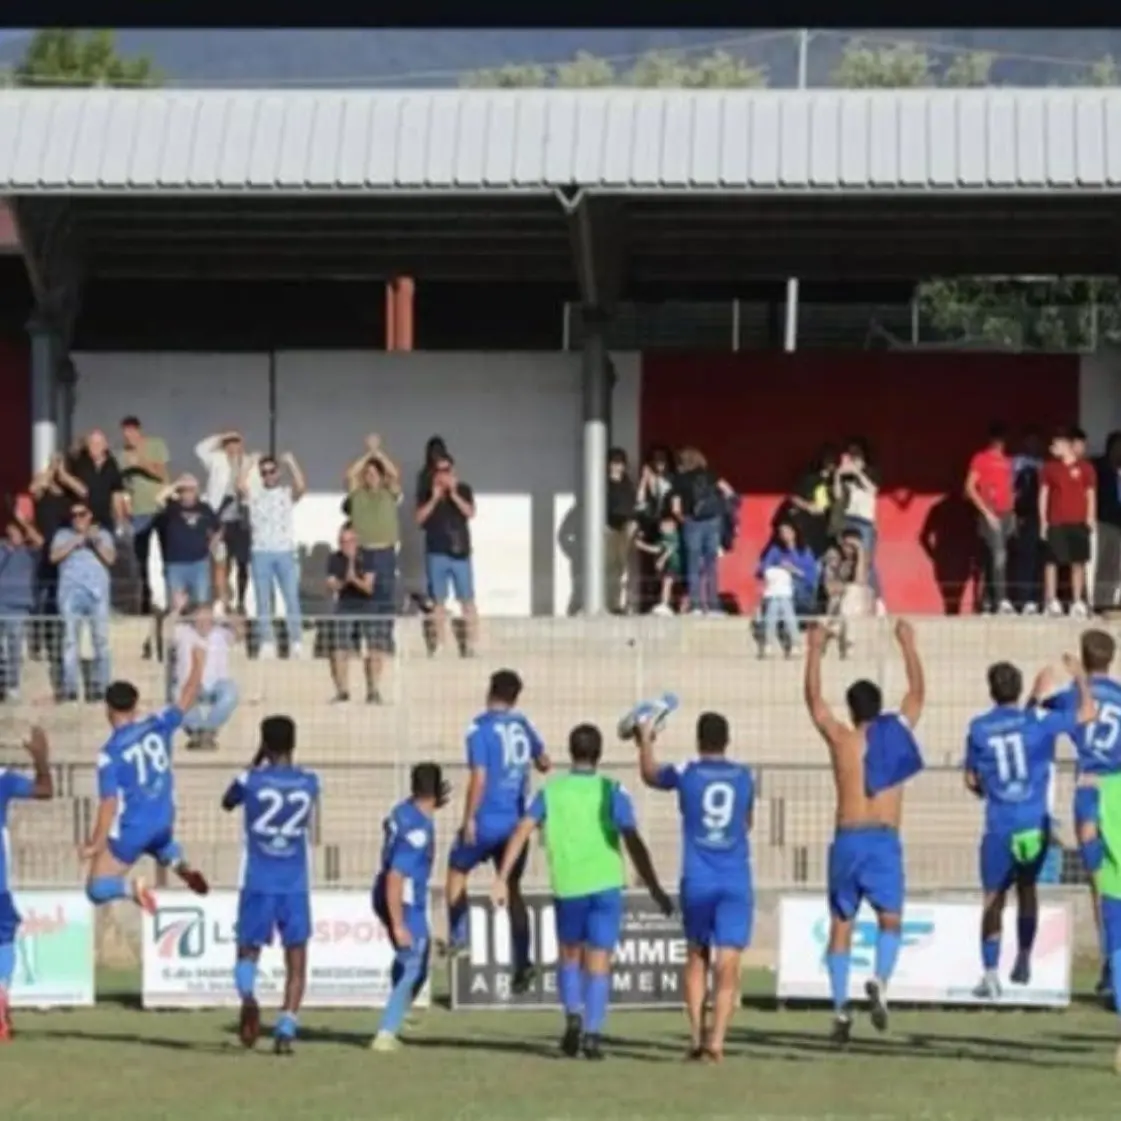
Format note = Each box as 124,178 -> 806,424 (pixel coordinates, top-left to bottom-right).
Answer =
4,969 -> 1120,1121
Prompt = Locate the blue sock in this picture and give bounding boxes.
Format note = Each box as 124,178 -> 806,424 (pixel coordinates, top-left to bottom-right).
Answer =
981,934 -> 1001,971
1104,898 -> 1121,1021
583,971 -> 610,1034
378,954 -> 421,1036
234,959 -> 257,1000
275,1011 -> 298,1040
448,896 -> 469,949
875,929 -> 902,986
825,951 -> 851,1013
86,876 -> 130,905
1082,837 -> 1105,874
0,942 -> 14,990
1016,911 -> 1038,957
558,961 -> 582,1016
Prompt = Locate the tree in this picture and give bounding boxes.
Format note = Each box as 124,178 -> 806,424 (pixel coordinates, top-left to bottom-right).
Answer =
16,29 -> 159,87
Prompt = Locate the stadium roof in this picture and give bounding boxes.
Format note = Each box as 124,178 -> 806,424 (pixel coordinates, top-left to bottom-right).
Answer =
3,86 -> 1121,194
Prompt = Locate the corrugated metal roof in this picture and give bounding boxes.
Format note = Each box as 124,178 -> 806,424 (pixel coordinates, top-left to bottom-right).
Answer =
3,87 -> 1121,194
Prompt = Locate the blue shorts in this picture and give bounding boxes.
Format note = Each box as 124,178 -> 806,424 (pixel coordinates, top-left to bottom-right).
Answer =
426,554 -> 475,603
448,822 -> 528,879
372,878 -> 430,953
979,821 -> 1051,894
0,891 -> 21,944
681,884 -> 753,951
108,822 -> 180,868
1074,786 -> 1101,831
237,890 -> 311,949
554,888 -> 623,952
827,824 -> 904,921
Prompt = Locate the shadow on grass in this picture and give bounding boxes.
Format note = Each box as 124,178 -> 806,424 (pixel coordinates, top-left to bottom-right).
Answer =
22,1027 -> 233,1055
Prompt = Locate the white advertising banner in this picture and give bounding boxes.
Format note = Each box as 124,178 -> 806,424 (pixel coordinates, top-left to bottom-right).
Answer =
9,890 -> 95,1009
142,889 -> 430,1010
777,895 -> 1072,1008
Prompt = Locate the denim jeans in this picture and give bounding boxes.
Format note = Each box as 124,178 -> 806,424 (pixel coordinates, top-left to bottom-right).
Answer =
682,516 -> 722,612
761,595 -> 799,650
251,550 -> 302,646
977,513 -> 1015,610
843,515 -> 882,600
59,585 -> 111,698
165,558 -> 212,608
183,678 -> 240,734
0,611 -> 28,693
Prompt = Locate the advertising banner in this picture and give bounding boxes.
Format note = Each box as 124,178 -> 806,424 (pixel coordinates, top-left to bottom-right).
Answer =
10,890 -> 95,1009
777,896 -> 1072,1007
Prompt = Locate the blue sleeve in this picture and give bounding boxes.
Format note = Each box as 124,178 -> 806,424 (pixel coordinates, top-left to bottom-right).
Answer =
96,749 -> 117,799
528,791 -> 546,824
157,705 -> 186,733
795,551 -> 818,587
963,729 -> 981,773
388,826 -> 426,877
309,772 -> 321,802
0,770 -> 35,801
1041,688 -> 1075,713
755,545 -> 779,578
526,719 -> 546,760
610,784 -> 638,832
466,723 -> 487,769
223,772 -> 248,809
653,764 -> 681,791
1038,707 -> 1080,739
743,769 -> 756,815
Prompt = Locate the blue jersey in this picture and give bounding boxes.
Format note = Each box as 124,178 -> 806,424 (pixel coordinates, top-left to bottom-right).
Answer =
1047,676 -> 1121,777
97,706 -> 184,834
466,709 -> 545,829
964,704 -> 1075,833
224,765 -> 320,895
0,768 -> 35,894
654,759 -> 754,894
379,799 -> 436,915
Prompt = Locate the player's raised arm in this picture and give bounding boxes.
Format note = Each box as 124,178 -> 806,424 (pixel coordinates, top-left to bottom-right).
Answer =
23,726 -> 53,800
803,623 -> 845,746
634,717 -> 676,790
1027,664 -> 1059,708
1062,652 -> 1098,726
895,619 -> 925,728
175,644 -> 207,716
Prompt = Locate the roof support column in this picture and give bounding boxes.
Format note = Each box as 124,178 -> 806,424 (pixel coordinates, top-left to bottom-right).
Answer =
27,314 -> 59,474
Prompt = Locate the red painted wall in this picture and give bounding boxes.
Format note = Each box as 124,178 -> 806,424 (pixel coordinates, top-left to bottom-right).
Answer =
640,351 -> 1080,614
0,337 -> 29,504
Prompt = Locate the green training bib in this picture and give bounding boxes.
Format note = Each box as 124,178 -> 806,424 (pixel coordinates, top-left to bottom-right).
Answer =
541,772 -> 626,900
1010,828 -> 1044,865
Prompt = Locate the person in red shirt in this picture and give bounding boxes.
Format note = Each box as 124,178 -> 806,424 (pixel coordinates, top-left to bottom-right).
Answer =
1040,427 -> 1097,617
965,422 -> 1016,614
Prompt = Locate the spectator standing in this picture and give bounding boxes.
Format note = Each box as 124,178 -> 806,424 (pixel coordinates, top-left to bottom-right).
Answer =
49,503 -> 116,702
343,434 -> 402,640
672,447 -> 734,616
606,448 -> 637,614
167,596 -> 241,750
786,446 -> 838,559
755,521 -> 818,658
821,529 -> 871,656
118,416 -> 169,619
1011,428 -> 1045,613
325,525 -> 387,704
0,512 -> 43,701
1094,431 -> 1121,611
154,474 -> 221,608
635,445 -> 676,611
833,439 -> 883,612
27,457 -> 70,662
416,453 -> 477,656
634,514 -> 681,616
196,430 -> 252,614
1040,429 -> 1097,617
416,434 -> 450,507
57,430 -> 126,533
242,452 -> 307,659
964,423 -> 1016,615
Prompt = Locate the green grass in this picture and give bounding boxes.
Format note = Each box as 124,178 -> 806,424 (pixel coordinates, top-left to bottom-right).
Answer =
5,969 -> 1121,1121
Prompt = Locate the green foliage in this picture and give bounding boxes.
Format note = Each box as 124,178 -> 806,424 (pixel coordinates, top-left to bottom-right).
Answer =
16,29 -> 160,87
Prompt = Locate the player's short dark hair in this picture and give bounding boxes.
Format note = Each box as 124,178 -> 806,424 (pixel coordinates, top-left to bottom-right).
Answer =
411,761 -> 445,800
696,711 -> 729,754
987,661 -> 1023,706
568,723 -> 603,765
845,679 -> 883,725
1082,629 -> 1116,674
488,669 -> 523,706
260,715 -> 296,759
105,680 -> 139,713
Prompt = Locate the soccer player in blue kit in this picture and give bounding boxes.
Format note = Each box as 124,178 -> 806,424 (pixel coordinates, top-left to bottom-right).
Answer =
372,761 -> 450,1053
222,715 -> 320,1055
964,658 -> 1094,999
804,618 -> 925,1045
635,709 -> 753,1062
0,726 -> 53,1042
445,669 -> 550,993
1038,628 -> 1121,1003
83,646 -> 209,914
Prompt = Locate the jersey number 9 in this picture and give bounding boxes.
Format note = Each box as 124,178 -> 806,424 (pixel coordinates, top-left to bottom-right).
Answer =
701,781 -> 735,832
252,788 -> 313,840
497,723 -> 531,769
122,733 -> 170,787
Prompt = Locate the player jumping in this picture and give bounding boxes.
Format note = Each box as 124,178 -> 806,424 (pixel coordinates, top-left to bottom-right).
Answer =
634,708 -> 754,1062
371,762 -> 450,1052
1036,629 -> 1121,1006
84,647 -> 210,913
445,669 -> 550,993
964,659 -> 1094,999
222,715 -> 320,1056
803,618 -> 925,1044
493,722 -> 672,1060
0,726 -> 53,1042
